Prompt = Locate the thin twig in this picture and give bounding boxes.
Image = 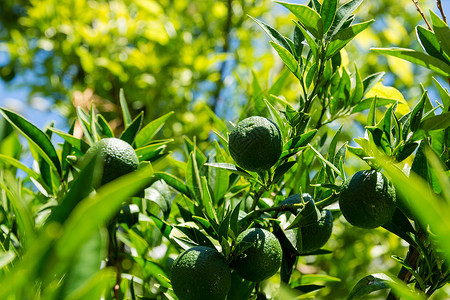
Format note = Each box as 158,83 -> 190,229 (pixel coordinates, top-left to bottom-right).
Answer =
437,0 -> 447,24
412,0 -> 433,31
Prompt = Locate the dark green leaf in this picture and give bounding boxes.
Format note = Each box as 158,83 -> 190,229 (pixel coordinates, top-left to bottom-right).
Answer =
119,89 -> 132,128
328,0 -> 363,37
362,72 -> 385,97
284,130 -> 318,151
148,213 -> 172,240
294,21 -> 318,57
419,112 -> 450,131
433,77 -> 450,111
145,179 -> 173,219
430,10 -> 450,59
97,114 -> 114,138
120,111 -> 143,145
321,0 -> 338,34
325,20 -> 374,59
154,172 -> 190,197
175,226 -> 216,249
76,107 -> 94,145
410,92 -> 427,132
186,151 -> 203,202
250,16 -> 294,55
135,111 -> 174,148
293,25 -> 305,58
270,41 -> 300,78
48,127 -> 90,153
372,48 -> 450,77
285,199 -> 320,230
416,25 -> 448,62
347,273 -> 394,300
204,162 -> 253,179
0,108 -> 62,176
273,161 -> 296,183
277,2 -> 324,39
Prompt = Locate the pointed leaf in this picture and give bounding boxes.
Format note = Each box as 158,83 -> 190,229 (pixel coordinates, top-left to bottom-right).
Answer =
120,111 -> 144,145
347,273 -> 394,300
321,0 -> 338,34
328,0 -> 363,37
430,10 -> 450,59
372,48 -> 450,77
416,25 -> 448,62
119,89 -> 132,127
0,108 -> 62,176
250,16 -> 294,55
277,2 -> 324,39
270,42 -> 300,78
135,111 -> 174,147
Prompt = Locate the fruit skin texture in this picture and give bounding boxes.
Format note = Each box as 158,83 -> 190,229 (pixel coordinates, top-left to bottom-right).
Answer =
234,228 -> 282,282
339,170 -> 397,229
279,194 -> 333,254
228,116 -> 282,172
85,138 -> 139,186
170,246 -> 231,300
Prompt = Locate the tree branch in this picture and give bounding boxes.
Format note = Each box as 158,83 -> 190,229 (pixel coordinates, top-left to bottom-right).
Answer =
412,0 -> 433,31
437,0 -> 447,24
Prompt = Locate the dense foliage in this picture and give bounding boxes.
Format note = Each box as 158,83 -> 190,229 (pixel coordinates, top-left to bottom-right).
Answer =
0,0 -> 450,299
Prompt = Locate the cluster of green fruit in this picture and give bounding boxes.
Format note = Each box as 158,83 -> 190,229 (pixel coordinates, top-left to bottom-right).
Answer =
85,117 -> 398,300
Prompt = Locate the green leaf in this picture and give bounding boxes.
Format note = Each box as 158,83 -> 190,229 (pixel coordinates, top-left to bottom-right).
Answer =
273,161 -> 296,184
351,64 -> 364,105
284,199 -> 320,230
347,273 -> 393,300
294,21 -> 319,57
154,172 -> 190,197
48,127 -> 90,153
59,229 -> 108,299
410,91 -> 427,132
175,226 -> 216,249
284,129 -> 318,151
430,10 -> 450,59
432,77 -> 450,111
270,41 -> 300,78
249,16 -> 294,55
328,124 -> 343,162
55,165 -> 154,260
201,176 -> 218,222
0,108 -> 62,176
0,154 -> 51,193
276,2 -> 324,39
120,111 -> 144,145
372,48 -> 450,77
97,114 -> 114,138
135,111 -> 174,148
211,141 -> 229,202
204,162 -> 253,179
148,212 -> 173,240
309,144 -> 342,178
186,150 -> 203,202
135,140 -> 171,162
362,72 -> 385,97
416,25 -> 448,62
119,89 -> 132,128
264,99 -> 285,138
145,179 -> 173,219
328,0 -> 363,37
326,20 -> 374,59
76,107 -> 94,145
419,112 -> 450,131
321,0 -> 338,34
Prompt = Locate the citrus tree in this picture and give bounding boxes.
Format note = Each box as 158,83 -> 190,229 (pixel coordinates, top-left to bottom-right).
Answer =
0,0 -> 450,299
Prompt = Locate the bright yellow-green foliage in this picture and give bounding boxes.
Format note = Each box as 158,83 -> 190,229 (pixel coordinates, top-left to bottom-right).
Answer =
228,116 -> 282,172
86,138 -> 139,185
234,228 -> 282,282
339,170 -> 397,229
170,246 -> 231,300
280,194 -> 333,254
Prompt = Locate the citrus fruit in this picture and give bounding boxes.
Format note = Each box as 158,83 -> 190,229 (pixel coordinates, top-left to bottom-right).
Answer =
234,228 -> 282,282
170,246 -> 231,300
228,116 -> 282,172
339,169 -> 396,229
85,138 -> 139,186
279,194 -> 333,254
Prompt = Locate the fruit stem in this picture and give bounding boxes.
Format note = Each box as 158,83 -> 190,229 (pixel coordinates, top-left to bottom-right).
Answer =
315,193 -> 339,210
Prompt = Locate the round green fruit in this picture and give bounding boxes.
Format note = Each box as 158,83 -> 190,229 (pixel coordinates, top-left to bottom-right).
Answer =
171,246 -> 231,300
228,116 -> 282,172
85,138 -> 139,186
234,228 -> 282,282
339,170 -> 396,229
279,194 -> 333,254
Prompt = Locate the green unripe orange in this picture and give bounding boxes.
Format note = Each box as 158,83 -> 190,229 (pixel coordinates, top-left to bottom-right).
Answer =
234,228 -> 282,282
85,138 -> 139,186
228,116 -> 282,172
171,246 -> 231,300
339,170 -> 396,229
